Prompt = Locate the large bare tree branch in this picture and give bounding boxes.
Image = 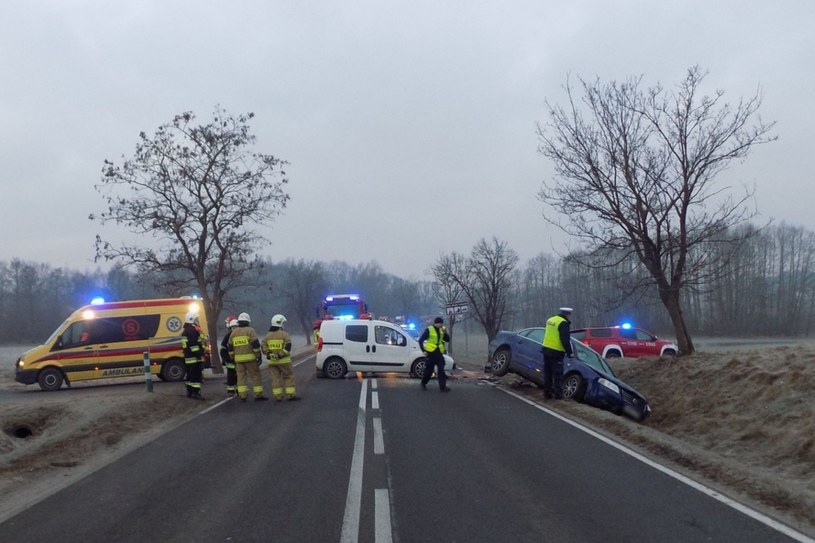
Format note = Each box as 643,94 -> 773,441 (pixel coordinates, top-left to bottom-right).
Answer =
537,67 -> 776,354
90,107 -> 289,369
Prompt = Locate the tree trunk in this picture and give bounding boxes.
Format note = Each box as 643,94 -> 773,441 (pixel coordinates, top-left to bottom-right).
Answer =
204,303 -> 224,374
660,287 -> 694,355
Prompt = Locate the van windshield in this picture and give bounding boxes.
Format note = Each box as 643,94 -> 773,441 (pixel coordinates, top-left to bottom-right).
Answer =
45,320 -> 69,347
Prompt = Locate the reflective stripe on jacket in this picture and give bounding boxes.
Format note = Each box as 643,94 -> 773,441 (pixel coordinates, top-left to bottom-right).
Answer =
229,326 -> 261,363
182,325 -> 205,364
262,329 -> 292,365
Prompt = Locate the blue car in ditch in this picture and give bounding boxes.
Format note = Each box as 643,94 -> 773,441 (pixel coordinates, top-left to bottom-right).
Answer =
488,327 -> 652,422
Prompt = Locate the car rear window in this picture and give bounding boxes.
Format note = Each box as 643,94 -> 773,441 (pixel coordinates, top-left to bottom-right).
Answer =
588,328 -> 613,338
521,328 -> 545,343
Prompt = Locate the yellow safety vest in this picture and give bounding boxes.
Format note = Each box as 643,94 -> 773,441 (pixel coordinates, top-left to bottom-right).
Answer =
424,325 -> 446,354
543,315 -> 567,352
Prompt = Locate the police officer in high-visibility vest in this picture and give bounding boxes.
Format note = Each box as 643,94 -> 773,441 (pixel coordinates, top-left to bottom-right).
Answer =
419,316 -> 451,392
228,312 -> 268,402
262,314 -> 300,402
542,307 -> 574,399
181,312 -> 206,400
219,316 -> 238,396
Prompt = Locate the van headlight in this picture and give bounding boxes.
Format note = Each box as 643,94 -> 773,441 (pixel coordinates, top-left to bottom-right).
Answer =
598,378 -> 620,394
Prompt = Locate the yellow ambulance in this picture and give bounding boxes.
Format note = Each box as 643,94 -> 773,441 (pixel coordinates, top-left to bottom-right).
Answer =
15,297 -> 210,391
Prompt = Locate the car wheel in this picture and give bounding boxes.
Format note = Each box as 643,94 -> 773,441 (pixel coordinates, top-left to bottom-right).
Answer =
490,348 -> 512,376
411,358 -> 428,379
605,350 -> 622,359
562,373 -> 586,402
323,357 -> 348,379
38,367 -> 64,391
662,349 -> 677,357
161,358 -> 186,382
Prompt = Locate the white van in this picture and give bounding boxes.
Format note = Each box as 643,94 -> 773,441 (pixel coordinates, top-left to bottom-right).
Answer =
315,319 -> 455,379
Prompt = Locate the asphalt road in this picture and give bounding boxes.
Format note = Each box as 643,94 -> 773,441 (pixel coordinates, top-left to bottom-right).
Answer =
0,355 -> 808,543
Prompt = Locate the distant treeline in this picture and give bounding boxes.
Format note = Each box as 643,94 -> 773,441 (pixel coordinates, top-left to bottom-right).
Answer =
2,222 -> 813,344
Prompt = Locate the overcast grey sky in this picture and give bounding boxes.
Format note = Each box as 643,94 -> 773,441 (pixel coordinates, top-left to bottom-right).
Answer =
2,1 -> 813,279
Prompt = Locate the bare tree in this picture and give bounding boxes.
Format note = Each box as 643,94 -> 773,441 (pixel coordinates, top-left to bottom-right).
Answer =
275,259 -> 329,344
430,252 -> 468,353
537,67 -> 776,354
91,107 -> 290,370
435,237 -> 518,350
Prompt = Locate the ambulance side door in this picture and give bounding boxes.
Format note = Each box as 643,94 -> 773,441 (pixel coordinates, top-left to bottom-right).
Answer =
95,315 -> 160,377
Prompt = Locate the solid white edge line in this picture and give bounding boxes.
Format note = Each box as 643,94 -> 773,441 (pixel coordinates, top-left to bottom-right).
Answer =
372,390 -> 380,410
373,417 -> 385,455
341,378 -> 368,543
497,386 -> 815,543
375,488 -> 393,543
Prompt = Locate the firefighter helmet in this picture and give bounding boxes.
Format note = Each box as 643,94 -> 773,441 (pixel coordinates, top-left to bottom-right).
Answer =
271,314 -> 287,327
238,312 -> 251,323
228,318 -> 239,328
185,312 -> 199,324
224,315 -> 237,327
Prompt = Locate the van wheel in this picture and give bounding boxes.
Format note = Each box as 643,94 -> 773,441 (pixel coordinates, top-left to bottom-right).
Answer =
605,350 -> 622,359
323,357 -> 347,379
161,359 -> 186,382
410,358 -> 428,379
38,367 -> 64,391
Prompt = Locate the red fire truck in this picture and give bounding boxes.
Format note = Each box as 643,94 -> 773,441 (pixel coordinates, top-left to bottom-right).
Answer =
317,294 -> 371,323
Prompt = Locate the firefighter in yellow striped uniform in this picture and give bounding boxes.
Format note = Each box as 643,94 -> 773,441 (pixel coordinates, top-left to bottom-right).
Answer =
311,319 -> 321,348
262,314 -> 300,401
181,312 -> 206,400
219,316 -> 238,396
228,312 -> 268,402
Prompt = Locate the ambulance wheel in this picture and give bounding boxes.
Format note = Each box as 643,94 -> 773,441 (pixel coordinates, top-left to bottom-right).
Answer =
323,357 -> 347,379
161,359 -> 186,382
38,367 -> 64,391
410,358 -> 428,379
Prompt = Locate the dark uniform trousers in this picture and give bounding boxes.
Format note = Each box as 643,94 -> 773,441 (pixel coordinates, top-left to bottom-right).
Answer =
421,350 -> 447,390
542,348 -> 564,399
